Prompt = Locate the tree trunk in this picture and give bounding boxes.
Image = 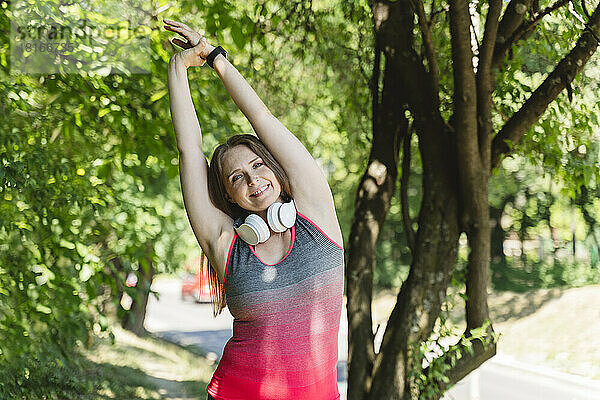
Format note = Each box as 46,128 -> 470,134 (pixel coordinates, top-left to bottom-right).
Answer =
345,23 -> 405,400
367,126 -> 462,399
490,194 -> 513,287
490,202 -> 507,265
122,256 -> 155,336
344,0 -> 600,397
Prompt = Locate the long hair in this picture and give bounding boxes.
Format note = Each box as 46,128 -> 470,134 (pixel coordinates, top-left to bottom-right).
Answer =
201,134 -> 292,317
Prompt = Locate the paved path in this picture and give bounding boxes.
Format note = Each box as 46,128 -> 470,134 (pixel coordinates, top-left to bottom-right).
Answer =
146,277 -> 600,400
441,354 -> 600,400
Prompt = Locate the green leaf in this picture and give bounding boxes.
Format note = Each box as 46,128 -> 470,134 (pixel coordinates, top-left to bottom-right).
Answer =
36,304 -> 52,314
150,89 -> 168,102
59,239 -> 76,250
231,24 -> 246,50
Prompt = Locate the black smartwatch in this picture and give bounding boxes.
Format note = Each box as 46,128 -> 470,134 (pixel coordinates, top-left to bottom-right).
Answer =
206,46 -> 227,68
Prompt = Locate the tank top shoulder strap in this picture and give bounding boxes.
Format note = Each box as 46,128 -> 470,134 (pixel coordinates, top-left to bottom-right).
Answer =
295,211 -> 344,251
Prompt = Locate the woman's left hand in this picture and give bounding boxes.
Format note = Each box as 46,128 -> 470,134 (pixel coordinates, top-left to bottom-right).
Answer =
163,19 -> 216,62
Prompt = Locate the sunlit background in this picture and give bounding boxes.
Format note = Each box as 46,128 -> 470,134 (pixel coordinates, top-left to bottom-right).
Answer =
1,0 -> 600,399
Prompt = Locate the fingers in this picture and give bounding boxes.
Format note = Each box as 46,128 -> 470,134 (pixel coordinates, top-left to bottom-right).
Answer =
164,24 -> 193,43
172,38 -> 192,50
163,19 -> 191,31
163,20 -> 192,38
163,21 -> 202,44
163,18 -> 205,49
163,24 -> 184,34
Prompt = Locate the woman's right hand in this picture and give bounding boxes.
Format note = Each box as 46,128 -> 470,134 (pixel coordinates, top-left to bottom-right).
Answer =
164,19 -> 216,68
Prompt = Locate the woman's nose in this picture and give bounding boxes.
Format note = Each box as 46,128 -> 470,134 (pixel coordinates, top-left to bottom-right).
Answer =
246,174 -> 259,186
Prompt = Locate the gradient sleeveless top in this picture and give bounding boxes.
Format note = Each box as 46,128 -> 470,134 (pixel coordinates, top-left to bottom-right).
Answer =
206,210 -> 344,400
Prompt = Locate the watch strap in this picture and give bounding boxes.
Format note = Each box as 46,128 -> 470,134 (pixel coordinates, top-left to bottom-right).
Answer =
206,46 -> 227,68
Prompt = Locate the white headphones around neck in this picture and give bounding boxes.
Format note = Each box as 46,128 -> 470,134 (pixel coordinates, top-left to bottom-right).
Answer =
234,200 -> 297,245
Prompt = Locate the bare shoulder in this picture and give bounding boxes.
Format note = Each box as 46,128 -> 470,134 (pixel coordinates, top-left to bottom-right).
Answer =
294,196 -> 344,249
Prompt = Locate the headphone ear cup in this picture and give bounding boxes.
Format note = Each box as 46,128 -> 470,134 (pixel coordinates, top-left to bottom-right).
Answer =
235,223 -> 260,245
278,200 -> 297,228
267,202 -> 286,232
236,214 -> 270,245
248,213 -> 270,243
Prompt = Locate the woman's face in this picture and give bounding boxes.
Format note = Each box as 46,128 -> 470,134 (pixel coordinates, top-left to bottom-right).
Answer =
221,145 -> 284,212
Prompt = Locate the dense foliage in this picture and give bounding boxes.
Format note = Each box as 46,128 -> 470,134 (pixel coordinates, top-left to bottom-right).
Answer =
1,0 -> 599,397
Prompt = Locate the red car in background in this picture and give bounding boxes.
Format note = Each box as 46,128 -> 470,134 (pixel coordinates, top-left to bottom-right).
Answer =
180,256 -> 212,303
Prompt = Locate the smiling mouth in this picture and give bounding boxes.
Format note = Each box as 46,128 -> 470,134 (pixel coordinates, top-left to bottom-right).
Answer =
249,184 -> 270,198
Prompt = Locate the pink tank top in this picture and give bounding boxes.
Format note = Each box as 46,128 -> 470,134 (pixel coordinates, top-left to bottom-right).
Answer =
206,211 -> 344,400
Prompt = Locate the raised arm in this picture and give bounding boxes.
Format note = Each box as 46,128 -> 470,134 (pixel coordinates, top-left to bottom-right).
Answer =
165,21 -> 233,275
165,19 -> 210,151
211,51 -> 334,211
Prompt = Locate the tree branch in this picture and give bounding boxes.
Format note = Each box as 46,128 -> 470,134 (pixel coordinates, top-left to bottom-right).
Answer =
426,331 -> 497,396
107,255 -> 126,297
371,40 -> 382,145
400,125 -> 416,252
477,0 -> 502,170
492,0 -> 569,70
494,0 -> 534,50
412,0 -> 440,109
375,1 -> 445,143
429,0 -> 437,24
449,0 -> 481,229
491,3 -> 600,169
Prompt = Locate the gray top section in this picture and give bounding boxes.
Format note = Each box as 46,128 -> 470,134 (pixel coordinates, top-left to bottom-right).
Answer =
224,211 -> 345,321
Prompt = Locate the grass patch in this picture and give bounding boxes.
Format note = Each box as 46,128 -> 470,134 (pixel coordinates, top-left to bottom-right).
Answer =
1,325 -> 215,400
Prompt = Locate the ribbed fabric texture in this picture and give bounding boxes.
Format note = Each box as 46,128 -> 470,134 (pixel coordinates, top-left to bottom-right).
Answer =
206,211 -> 345,400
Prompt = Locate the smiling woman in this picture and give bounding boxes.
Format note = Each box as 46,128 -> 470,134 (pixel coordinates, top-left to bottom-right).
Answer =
207,134 -> 293,227
164,18 -> 344,400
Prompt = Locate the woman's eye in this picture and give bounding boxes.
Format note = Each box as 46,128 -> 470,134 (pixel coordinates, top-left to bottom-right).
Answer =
254,162 -> 263,168
232,174 -> 241,182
